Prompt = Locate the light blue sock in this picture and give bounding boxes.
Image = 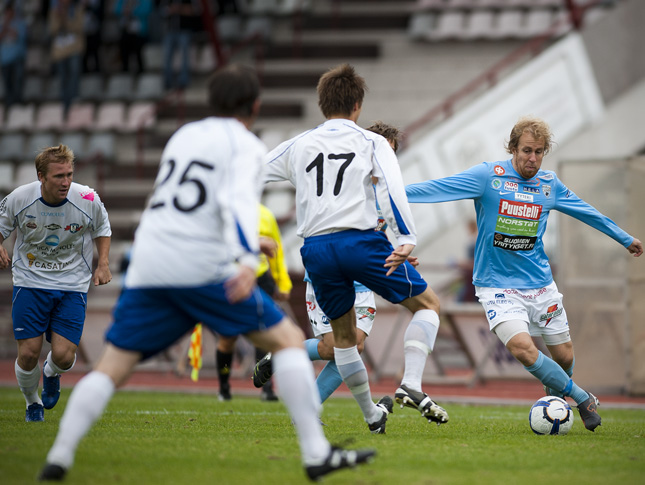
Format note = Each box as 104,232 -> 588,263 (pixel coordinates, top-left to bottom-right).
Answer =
525,351 -> 589,405
305,339 -> 321,361
545,357 -> 575,398
316,361 -> 343,403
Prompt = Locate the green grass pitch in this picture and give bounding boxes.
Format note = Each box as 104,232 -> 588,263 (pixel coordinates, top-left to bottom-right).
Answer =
1,387 -> 644,484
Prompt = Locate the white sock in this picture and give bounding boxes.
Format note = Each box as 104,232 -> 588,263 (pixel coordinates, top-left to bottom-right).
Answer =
334,346 -> 381,424
44,350 -> 76,378
401,310 -> 439,392
15,359 -> 42,407
46,371 -> 115,469
272,348 -> 330,464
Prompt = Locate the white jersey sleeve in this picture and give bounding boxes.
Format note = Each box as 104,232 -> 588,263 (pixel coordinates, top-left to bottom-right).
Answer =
125,117 -> 265,288
0,181 -> 112,292
264,119 -> 416,246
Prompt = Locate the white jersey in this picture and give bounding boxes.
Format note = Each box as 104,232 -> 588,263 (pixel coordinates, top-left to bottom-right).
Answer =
125,117 -> 265,288
264,119 -> 417,246
0,181 -> 111,292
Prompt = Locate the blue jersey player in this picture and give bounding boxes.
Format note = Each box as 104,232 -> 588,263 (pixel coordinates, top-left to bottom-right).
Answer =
406,116 -> 643,432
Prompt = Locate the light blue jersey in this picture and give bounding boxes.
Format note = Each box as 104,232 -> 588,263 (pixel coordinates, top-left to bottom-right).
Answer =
406,159 -> 633,289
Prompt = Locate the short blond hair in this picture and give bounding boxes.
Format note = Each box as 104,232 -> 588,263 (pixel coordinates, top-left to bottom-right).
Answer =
505,116 -> 553,155
366,121 -> 401,152
35,145 -> 75,176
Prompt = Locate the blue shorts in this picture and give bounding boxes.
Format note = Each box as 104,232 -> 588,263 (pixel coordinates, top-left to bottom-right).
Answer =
301,229 -> 427,319
12,287 -> 87,345
105,282 -> 285,360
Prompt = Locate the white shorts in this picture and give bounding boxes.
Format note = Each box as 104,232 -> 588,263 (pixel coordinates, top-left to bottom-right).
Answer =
475,282 -> 569,339
306,282 -> 376,338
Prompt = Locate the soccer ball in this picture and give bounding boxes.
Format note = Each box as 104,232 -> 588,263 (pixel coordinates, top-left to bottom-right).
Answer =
529,396 -> 574,435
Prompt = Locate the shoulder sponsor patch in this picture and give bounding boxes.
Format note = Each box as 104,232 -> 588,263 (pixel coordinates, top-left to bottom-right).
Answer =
494,165 -> 505,175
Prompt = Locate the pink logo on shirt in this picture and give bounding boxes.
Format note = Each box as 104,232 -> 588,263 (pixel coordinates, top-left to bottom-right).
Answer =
80,191 -> 95,201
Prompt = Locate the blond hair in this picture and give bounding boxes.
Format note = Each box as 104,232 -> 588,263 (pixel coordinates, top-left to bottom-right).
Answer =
505,116 -> 553,155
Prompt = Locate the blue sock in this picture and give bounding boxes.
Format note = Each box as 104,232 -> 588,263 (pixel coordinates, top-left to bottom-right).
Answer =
545,357 -> 575,398
304,339 -> 321,361
316,361 -> 343,403
525,351 -> 589,405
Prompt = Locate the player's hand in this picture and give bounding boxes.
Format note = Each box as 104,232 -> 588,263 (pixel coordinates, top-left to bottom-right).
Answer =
407,256 -> 419,268
93,263 -> 112,286
627,238 -> 643,257
0,246 -> 10,269
259,237 -> 277,258
225,265 -> 256,303
384,244 -> 415,276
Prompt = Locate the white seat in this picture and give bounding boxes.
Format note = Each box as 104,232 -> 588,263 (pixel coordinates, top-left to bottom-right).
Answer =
463,10 -> 496,40
95,102 -> 126,131
66,103 -> 96,131
105,74 -> 135,102
23,76 -> 46,103
0,133 -> 26,160
429,11 -> 467,41
79,74 -> 105,102
35,103 -> 65,131
60,132 -> 87,159
408,13 -> 436,42
27,132 -> 56,158
134,74 -> 164,101
125,102 -> 156,132
0,161 -> 15,191
523,9 -> 552,38
491,10 -> 525,39
143,44 -> 164,71
87,133 -> 115,160
5,104 -> 36,131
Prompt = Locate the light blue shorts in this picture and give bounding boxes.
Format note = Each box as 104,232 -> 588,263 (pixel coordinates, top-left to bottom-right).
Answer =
12,286 -> 87,345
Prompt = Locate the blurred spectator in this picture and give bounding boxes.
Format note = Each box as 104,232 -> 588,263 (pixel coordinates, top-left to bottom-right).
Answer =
49,0 -> 85,117
159,0 -> 201,91
456,219 -> 477,303
82,0 -> 104,73
114,0 -> 152,74
0,1 -> 28,110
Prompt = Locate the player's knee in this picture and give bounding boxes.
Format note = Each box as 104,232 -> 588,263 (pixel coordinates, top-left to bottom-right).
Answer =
17,351 -> 39,370
52,348 -> 76,370
404,288 -> 440,314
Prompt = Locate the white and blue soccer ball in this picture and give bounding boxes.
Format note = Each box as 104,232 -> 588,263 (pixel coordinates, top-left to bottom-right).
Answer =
529,396 -> 574,435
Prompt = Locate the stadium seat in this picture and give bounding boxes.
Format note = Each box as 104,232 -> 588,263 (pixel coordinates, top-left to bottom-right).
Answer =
244,17 -> 273,41
5,104 -> 36,131
95,102 -> 127,131
23,76 -> 46,103
196,45 -> 218,73
60,132 -> 88,160
407,13 -> 435,42
25,46 -> 48,75
522,10 -> 553,38
217,15 -> 243,43
429,11 -> 467,41
491,10 -> 525,39
87,133 -> 116,160
105,74 -> 135,102
44,77 -> 62,102
15,162 -> 36,185
134,74 -> 164,101
0,162 -> 14,191
143,44 -> 164,72
79,74 -> 105,102
0,133 -> 26,161
26,132 -> 56,158
125,102 -> 156,133
35,103 -> 65,131
463,10 -> 496,40
66,103 -> 96,131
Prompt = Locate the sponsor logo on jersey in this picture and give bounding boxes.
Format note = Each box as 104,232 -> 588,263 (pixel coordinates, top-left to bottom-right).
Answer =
539,173 -> 554,181
514,193 -> 533,202
25,214 -> 36,218
44,224 -> 62,230
495,293 -> 505,299
523,186 -> 539,194
495,216 -> 539,236
491,179 -> 502,190
504,288 -> 547,300
493,233 -> 537,251
494,165 -> 505,175
33,259 -> 74,270
27,253 -> 36,267
26,222 -> 37,229
65,223 -> 84,233
540,304 -> 563,325
357,306 -> 376,322
503,181 -> 518,192
41,211 -> 64,217
498,200 -> 542,220
80,190 -> 95,201
306,300 -> 316,312
487,309 -> 497,320
542,185 -> 551,197
45,235 -> 59,247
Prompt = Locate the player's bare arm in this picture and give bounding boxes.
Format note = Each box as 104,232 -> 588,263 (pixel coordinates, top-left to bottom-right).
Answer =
627,238 -> 643,257
0,235 -> 9,269
92,236 -> 112,286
